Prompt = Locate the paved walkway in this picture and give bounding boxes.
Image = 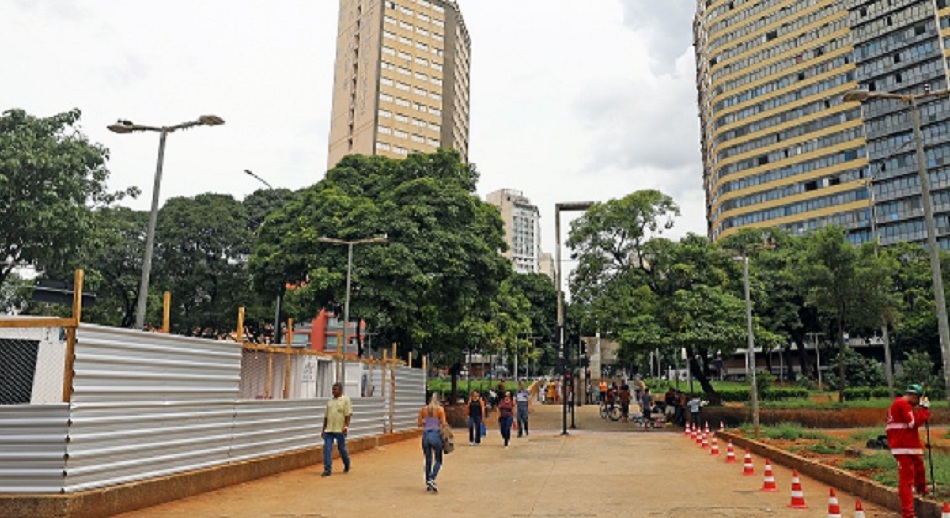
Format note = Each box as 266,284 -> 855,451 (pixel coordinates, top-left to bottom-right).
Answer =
120,405 -> 898,517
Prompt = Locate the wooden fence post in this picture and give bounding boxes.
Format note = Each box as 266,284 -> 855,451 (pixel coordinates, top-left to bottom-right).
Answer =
283,318 -> 294,399
62,269 -> 84,403
162,292 -> 171,333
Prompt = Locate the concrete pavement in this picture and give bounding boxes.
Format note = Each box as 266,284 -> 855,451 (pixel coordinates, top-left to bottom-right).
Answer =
119,404 -> 898,517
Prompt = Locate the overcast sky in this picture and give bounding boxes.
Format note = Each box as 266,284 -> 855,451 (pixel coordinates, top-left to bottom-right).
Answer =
3,0 -> 704,261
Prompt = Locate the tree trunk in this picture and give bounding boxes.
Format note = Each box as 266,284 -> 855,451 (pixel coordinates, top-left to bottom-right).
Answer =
837,317 -> 847,402
794,336 -> 811,380
450,371 -> 458,406
688,348 -> 721,405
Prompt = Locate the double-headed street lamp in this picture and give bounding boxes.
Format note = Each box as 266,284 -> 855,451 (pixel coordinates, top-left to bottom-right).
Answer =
108,115 -> 225,331
844,88 -> 950,407
316,236 -> 388,388
739,255 -> 760,439
555,201 -> 596,435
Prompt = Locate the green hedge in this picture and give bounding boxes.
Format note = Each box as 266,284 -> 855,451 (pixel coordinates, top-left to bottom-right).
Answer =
842,386 -> 945,400
715,386 -> 809,402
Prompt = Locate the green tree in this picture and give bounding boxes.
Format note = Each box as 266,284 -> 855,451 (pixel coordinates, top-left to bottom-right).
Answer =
249,150 -> 510,364
152,193 -> 253,335
0,108 -> 137,289
797,226 -> 893,400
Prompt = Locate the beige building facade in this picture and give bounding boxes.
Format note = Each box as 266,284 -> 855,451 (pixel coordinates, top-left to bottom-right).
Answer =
327,0 -> 471,168
539,252 -> 555,282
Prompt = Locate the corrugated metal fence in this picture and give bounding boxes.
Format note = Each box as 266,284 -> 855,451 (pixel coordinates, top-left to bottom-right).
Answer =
0,322 -> 424,494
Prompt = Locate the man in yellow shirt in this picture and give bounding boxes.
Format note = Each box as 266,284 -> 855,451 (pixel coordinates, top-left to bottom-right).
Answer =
321,382 -> 352,477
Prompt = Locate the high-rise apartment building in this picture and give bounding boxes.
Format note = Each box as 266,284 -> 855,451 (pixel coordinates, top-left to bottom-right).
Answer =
486,189 -> 542,274
327,0 -> 471,168
539,252 -> 556,283
695,0 -> 950,247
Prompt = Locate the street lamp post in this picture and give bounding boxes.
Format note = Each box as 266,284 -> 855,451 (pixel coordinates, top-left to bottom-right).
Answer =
244,169 -> 282,344
555,201 -> 595,436
316,236 -> 388,389
108,115 -> 225,331
740,255 -> 760,439
844,88 -> 950,408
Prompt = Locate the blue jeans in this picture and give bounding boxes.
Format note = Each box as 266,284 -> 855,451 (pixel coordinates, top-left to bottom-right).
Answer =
516,407 -> 529,436
499,416 -> 513,446
323,432 -> 350,473
422,430 -> 443,482
468,416 -> 483,444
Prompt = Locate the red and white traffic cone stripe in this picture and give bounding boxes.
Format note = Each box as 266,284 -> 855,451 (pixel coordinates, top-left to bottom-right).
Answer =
696,430 -> 703,445
685,423 -> 692,437
701,433 -> 709,449
710,436 -> 719,455
942,501 -> 950,518
704,422 -> 710,435
720,420 -> 725,433
761,459 -> 777,491
827,488 -> 841,518
853,499 -> 865,518
742,450 -> 755,476
725,441 -> 736,463
788,469 -> 808,509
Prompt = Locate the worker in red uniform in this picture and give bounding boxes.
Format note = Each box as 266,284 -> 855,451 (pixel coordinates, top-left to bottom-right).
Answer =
886,383 -> 931,518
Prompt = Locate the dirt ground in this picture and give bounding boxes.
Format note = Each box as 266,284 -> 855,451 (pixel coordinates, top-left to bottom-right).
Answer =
119,404 -> 899,517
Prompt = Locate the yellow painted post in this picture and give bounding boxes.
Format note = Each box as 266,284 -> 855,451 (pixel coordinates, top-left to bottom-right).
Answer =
381,351 -> 388,400
283,318 -> 294,399
162,292 -> 171,333
62,269 -> 84,403
266,349 -> 274,399
236,307 -> 245,343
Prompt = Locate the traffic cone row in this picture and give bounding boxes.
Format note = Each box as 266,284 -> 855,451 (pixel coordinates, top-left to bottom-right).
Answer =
709,436 -> 719,456
760,459 -> 777,492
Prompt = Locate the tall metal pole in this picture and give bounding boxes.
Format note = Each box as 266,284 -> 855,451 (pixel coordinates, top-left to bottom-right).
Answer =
555,207 -> 567,436
742,256 -> 760,438
910,97 -> 950,408
134,129 -> 169,331
865,175 -> 895,397
341,242 -> 354,388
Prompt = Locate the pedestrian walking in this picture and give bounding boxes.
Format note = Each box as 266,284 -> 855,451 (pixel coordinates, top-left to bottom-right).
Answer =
886,384 -> 931,518
497,391 -> 514,448
417,394 -> 448,492
515,382 -> 531,437
674,390 -> 687,426
321,382 -> 352,477
467,390 -> 486,445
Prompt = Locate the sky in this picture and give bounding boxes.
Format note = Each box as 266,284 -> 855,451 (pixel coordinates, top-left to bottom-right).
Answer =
2,0 -> 704,267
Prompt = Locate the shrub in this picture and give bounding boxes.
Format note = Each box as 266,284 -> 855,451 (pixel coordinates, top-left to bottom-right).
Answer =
896,350 -> 945,396
825,347 -> 886,390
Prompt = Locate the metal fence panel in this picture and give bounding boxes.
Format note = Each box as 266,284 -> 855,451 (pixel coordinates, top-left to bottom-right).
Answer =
0,404 -> 68,493
63,401 -> 235,492
392,366 -> 426,432
73,325 -> 241,403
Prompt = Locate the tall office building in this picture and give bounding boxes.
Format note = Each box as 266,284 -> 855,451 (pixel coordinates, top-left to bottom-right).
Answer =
327,0 -> 471,168
486,189 -> 542,274
695,0 -> 950,246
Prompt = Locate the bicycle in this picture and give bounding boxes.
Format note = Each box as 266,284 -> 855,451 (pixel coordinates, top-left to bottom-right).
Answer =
600,400 -> 622,421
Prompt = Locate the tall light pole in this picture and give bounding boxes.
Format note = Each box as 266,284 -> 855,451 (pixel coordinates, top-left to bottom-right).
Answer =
244,169 -> 282,343
316,236 -> 388,388
108,115 -> 225,331
740,255 -> 760,438
555,201 -> 595,435
844,88 -> 950,408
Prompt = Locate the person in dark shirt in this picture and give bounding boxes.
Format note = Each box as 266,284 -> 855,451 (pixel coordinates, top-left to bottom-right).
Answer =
619,382 -> 632,422
466,391 -> 486,446
497,391 -> 515,448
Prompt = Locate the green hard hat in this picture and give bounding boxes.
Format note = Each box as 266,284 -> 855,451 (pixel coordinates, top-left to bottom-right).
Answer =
906,384 -> 924,395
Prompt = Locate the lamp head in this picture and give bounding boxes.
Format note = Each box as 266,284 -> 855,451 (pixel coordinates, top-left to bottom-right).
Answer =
198,115 -> 225,126
842,90 -> 870,103
107,119 -> 135,134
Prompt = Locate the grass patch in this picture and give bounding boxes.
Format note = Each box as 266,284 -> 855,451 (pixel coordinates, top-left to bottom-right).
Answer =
809,442 -> 846,455
742,422 -> 832,441
849,428 -> 885,442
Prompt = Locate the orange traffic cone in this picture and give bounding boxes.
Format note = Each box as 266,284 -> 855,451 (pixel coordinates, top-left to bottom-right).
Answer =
853,499 -> 865,518
695,429 -> 703,445
788,469 -> 808,509
705,422 -> 710,435
685,423 -> 692,438
701,433 -> 709,449
725,441 -> 736,463
761,459 -> 777,491
827,488 -> 841,518
742,450 -> 755,476
720,420 -> 725,433
710,436 -> 719,455
942,501 -> 950,518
